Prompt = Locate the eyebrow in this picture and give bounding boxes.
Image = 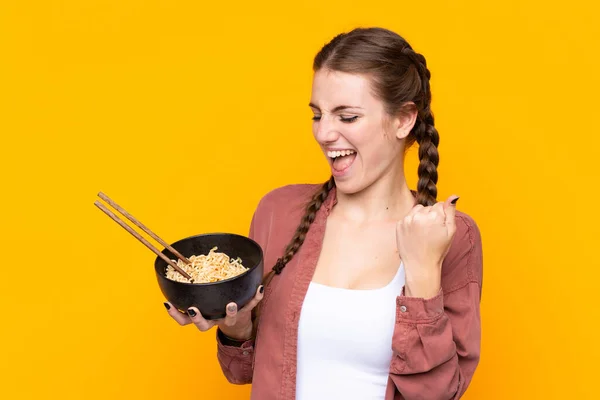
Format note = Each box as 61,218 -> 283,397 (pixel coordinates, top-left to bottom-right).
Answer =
308,103 -> 364,113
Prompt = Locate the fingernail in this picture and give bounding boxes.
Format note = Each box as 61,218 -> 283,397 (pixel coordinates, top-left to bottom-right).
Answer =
259,285 -> 264,294
451,197 -> 459,205
163,302 -> 171,310
187,308 -> 196,317
227,304 -> 237,312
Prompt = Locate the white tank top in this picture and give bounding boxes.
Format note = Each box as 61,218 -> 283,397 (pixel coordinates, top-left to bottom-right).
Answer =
295,264 -> 405,399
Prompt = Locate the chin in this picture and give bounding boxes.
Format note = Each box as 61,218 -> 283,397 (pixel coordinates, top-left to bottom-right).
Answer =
332,176 -> 367,195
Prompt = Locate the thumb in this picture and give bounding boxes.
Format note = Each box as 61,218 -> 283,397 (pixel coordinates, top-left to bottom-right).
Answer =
443,195 -> 459,233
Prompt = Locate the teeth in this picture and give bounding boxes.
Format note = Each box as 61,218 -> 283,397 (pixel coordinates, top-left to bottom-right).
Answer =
327,150 -> 356,158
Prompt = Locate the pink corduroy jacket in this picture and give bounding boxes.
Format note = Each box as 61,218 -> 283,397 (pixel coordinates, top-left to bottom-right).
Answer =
215,184 -> 483,400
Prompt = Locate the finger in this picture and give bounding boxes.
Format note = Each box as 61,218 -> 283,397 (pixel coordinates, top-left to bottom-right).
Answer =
239,285 -> 265,313
399,204 -> 423,228
407,204 -> 425,217
187,306 -> 215,331
164,302 -> 192,326
398,214 -> 414,229
429,201 -> 446,221
414,204 -> 440,223
432,201 -> 445,213
443,195 -> 459,233
223,302 -> 238,327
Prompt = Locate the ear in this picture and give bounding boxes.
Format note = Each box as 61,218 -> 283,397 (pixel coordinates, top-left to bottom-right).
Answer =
394,102 -> 418,140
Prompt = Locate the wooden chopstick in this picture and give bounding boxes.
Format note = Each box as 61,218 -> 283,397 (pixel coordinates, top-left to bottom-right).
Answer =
97,192 -> 191,265
94,200 -> 194,282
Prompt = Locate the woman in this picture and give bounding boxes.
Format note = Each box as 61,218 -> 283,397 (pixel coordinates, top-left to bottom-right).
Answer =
164,27 -> 483,400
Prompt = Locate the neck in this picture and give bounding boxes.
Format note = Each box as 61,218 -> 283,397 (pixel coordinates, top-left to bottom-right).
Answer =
333,165 -> 416,223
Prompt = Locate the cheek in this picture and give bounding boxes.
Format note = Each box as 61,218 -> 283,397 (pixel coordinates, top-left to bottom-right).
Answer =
381,119 -> 397,142
353,121 -> 394,155
349,120 -> 379,144
356,129 -> 401,172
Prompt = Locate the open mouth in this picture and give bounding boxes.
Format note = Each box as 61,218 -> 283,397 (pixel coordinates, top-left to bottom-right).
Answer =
327,149 -> 357,175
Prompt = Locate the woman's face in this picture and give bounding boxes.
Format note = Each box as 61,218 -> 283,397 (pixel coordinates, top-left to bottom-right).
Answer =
309,68 -> 413,195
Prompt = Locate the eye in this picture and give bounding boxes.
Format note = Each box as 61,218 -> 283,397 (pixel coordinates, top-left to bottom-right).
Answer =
340,115 -> 358,123
312,115 -> 322,121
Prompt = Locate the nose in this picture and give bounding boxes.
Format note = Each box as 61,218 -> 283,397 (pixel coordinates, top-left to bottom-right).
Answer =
313,115 -> 340,145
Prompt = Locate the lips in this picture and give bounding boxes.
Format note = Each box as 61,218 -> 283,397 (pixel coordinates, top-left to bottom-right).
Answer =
327,149 -> 357,177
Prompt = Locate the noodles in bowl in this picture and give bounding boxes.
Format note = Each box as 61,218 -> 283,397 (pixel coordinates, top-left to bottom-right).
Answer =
165,246 -> 248,284
155,233 -> 264,319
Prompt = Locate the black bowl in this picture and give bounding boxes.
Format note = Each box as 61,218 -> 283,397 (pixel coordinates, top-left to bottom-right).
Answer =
154,233 -> 264,320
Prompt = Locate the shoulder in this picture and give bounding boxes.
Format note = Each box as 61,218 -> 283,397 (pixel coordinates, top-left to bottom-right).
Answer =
254,183 -> 320,217
454,210 -> 482,246
249,183 -> 320,233
248,183 -> 320,261
441,209 -> 483,292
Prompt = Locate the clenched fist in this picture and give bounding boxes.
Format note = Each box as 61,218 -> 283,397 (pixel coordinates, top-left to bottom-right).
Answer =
396,195 -> 459,298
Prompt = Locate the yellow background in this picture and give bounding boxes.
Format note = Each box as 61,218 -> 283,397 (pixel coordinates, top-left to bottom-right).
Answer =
1,1 -> 598,399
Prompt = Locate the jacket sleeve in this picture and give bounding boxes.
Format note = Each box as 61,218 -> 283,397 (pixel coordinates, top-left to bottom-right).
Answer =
216,330 -> 255,384
389,215 -> 483,400
216,195 -> 272,384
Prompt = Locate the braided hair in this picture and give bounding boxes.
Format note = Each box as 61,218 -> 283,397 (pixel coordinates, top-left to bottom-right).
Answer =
260,177 -> 335,289
400,46 -> 439,206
